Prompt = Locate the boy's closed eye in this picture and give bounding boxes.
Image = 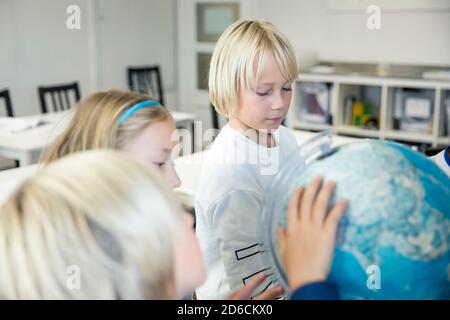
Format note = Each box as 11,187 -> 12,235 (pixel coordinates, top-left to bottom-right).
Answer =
153,161 -> 166,168
256,85 -> 292,96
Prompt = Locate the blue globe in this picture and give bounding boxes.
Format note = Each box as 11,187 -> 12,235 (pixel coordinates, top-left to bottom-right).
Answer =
262,138 -> 450,299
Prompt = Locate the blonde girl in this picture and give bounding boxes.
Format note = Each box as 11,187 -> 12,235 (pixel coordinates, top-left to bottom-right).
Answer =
42,89 -> 181,188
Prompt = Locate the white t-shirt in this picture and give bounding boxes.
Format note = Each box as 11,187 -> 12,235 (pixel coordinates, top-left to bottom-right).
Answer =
429,146 -> 450,178
195,124 -> 299,299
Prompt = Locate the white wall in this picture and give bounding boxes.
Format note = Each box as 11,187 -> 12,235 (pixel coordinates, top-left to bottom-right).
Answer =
255,0 -> 450,67
2,0 -> 449,117
0,0 -> 92,116
176,0 -> 258,131
96,0 -> 177,107
0,0 -> 177,116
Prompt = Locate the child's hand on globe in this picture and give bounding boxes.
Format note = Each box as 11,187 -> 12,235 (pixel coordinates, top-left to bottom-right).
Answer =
225,273 -> 284,300
277,176 -> 348,291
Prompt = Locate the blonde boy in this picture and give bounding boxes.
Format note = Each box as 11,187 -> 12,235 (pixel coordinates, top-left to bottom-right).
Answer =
195,20 -> 301,299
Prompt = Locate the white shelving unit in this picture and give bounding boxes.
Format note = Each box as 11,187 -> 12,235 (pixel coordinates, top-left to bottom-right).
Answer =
287,73 -> 450,147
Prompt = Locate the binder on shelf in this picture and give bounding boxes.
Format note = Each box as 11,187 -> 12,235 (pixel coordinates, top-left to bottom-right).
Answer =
393,89 -> 404,129
393,88 -> 434,134
298,82 -> 331,124
445,97 -> 450,136
343,95 -> 355,126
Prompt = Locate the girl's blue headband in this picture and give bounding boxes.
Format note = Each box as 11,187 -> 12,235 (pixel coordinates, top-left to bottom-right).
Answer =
117,100 -> 161,126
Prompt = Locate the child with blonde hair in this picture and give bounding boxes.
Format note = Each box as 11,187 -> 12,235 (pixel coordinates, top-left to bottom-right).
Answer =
42,89 -> 181,188
0,150 -> 203,299
195,20 -> 321,299
0,150 -> 346,299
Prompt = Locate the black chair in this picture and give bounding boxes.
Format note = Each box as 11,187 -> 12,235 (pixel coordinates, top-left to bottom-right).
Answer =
210,102 -> 219,130
38,82 -> 81,113
0,89 -> 19,168
127,65 -> 165,106
0,89 -> 14,117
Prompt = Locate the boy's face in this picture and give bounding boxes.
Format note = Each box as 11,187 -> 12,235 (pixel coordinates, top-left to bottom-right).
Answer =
236,53 -> 293,131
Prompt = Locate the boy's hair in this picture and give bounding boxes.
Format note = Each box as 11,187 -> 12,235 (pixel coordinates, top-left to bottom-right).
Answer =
42,89 -> 172,163
209,20 -> 298,118
0,150 -> 182,299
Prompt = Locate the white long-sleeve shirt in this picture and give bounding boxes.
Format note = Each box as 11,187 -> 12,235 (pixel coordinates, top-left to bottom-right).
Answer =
195,124 -> 299,299
429,146 -> 450,178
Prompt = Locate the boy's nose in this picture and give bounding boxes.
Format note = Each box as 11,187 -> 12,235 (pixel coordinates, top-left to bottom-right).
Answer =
272,98 -> 284,110
272,104 -> 283,110
170,167 -> 182,188
271,92 -> 285,110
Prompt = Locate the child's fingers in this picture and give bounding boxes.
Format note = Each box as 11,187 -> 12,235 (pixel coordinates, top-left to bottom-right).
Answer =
287,187 -> 304,230
228,273 -> 267,300
253,285 -> 284,300
300,176 -> 323,222
312,180 -> 336,226
324,200 -> 348,234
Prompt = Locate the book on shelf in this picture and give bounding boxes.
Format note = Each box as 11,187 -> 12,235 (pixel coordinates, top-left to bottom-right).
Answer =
298,82 -> 331,124
445,97 -> 450,136
393,88 -> 434,134
343,95 -> 355,126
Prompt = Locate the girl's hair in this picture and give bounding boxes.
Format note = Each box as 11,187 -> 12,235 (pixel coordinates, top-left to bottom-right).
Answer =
209,20 -> 298,118
41,89 -> 172,163
0,150 -> 182,299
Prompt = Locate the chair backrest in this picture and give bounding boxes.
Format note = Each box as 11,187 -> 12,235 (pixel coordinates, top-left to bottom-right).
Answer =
0,89 -> 14,117
127,65 -> 165,106
210,102 -> 219,130
38,82 -> 81,113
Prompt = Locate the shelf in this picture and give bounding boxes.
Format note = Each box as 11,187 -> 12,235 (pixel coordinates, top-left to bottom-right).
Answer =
298,73 -> 449,89
291,73 -> 450,147
336,126 -> 381,138
384,130 -> 434,144
438,136 -> 450,146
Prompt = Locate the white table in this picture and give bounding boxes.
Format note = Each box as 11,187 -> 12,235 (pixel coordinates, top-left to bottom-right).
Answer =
0,130 -> 362,207
0,112 -> 72,166
0,110 -> 196,167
